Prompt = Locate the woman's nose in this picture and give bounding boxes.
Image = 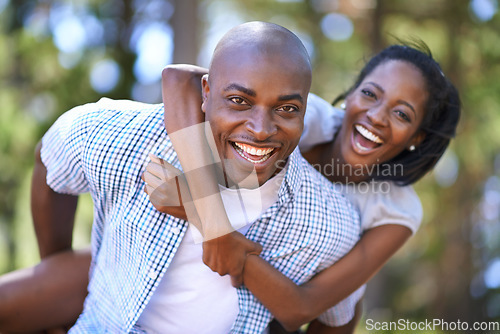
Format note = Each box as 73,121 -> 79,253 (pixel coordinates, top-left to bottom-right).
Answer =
366,104 -> 389,127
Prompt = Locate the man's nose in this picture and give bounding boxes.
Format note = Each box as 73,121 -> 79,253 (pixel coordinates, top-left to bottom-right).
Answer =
245,108 -> 278,141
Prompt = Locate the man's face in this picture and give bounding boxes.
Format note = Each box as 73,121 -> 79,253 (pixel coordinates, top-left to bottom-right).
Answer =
202,51 -> 310,186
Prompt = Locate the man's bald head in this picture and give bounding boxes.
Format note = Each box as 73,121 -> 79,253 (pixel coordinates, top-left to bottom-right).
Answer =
209,21 -> 312,84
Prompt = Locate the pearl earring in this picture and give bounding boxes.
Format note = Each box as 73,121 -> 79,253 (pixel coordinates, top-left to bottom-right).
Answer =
409,145 -> 416,151
340,103 -> 346,109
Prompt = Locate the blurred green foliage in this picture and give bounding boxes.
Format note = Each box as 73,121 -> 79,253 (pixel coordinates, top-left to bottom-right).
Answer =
0,0 -> 499,331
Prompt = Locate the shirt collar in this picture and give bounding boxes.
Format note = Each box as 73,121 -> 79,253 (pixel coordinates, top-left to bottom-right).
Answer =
277,148 -> 305,202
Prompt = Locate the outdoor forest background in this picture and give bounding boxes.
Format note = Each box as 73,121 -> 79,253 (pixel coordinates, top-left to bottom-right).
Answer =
0,0 -> 499,332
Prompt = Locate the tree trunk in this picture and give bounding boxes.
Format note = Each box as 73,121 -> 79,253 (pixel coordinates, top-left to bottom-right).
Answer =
171,0 -> 199,64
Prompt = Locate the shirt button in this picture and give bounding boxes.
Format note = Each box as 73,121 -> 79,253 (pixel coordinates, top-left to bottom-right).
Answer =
148,269 -> 158,280
171,226 -> 181,235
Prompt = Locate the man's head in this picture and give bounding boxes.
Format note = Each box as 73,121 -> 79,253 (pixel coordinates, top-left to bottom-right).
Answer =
201,21 -> 312,186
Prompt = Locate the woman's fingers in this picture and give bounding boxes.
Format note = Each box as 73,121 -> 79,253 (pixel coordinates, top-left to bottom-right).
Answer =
148,154 -> 182,178
145,178 -> 181,207
143,154 -> 182,190
142,170 -> 163,189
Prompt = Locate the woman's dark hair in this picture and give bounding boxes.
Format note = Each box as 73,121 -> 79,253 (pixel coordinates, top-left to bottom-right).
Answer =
333,41 -> 461,185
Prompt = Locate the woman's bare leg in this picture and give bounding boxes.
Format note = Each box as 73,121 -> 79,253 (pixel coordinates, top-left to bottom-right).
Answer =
0,248 -> 91,332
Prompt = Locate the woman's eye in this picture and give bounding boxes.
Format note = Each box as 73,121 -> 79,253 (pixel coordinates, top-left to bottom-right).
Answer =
230,97 -> 248,105
361,89 -> 376,99
395,110 -> 411,122
277,105 -> 298,113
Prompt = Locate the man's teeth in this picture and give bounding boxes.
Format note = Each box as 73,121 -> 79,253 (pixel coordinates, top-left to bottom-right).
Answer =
234,143 -> 274,156
355,125 -> 383,144
233,142 -> 275,163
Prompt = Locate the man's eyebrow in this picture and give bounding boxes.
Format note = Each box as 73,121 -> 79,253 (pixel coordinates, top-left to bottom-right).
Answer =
223,84 -> 303,103
223,84 -> 256,97
367,82 -> 416,117
278,94 -> 304,103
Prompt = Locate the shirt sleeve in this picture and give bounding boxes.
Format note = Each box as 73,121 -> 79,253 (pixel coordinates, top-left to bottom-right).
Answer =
341,182 -> 423,235
299,93 -> 344,152
317,285 -> 365,326
41,102 -> 101,195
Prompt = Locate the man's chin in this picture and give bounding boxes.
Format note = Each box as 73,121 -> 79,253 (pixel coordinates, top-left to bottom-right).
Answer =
222,159 -> 278,188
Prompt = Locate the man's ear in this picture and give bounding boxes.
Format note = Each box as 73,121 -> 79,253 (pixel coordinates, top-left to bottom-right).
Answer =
201,74 -> 209,114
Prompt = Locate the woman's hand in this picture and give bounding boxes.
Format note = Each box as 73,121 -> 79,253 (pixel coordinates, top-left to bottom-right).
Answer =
203,231 -> 263,287
142,154 -> 195,222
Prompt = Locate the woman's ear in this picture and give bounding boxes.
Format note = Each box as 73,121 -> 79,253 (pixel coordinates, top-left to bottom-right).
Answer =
408,131 -> 426,151
201,74 -> 209,114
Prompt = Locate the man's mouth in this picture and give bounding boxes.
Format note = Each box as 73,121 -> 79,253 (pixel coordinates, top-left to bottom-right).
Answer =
353,124 -> 383,152
232,142 -> 276,164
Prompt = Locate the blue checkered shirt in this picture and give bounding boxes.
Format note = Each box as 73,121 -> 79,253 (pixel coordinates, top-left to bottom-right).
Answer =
41,98 -> 362,333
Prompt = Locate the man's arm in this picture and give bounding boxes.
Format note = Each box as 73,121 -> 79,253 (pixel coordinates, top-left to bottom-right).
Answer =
31,140 -> 78,258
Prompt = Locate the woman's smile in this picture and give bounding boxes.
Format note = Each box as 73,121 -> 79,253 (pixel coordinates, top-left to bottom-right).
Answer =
352,124 -> 384,153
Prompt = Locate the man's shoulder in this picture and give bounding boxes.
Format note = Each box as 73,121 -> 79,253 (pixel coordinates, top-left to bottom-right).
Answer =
55,98 -> 163,129
289,152 -> 358,219
291,152 -> 340,195
73,98 -> 164,133
95,98 -> 163,113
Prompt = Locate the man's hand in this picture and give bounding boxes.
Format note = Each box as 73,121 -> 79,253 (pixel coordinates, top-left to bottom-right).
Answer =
202,231 -> 263,287
142,154 -> 191,221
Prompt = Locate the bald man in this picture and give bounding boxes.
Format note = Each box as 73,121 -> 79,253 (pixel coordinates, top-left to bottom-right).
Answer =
26,22 -> 361,333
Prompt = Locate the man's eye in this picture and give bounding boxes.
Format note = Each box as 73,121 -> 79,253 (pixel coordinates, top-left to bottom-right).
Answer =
277,105 -> 298,113
230,97 -> 248,105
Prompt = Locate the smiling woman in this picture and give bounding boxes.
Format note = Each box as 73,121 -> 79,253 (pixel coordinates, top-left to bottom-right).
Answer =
329,43 -> 460,186
326,60 -> 428,183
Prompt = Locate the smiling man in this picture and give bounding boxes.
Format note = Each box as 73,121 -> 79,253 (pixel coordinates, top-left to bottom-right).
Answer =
199,25 -> 309,187
33,22 -> 361,333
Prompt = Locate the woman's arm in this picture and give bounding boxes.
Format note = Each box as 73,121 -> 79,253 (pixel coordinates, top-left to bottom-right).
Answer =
305,301 -> 362,334
161,64 -> 231,240
156,66 -> 261,284
242,224 -> 411,331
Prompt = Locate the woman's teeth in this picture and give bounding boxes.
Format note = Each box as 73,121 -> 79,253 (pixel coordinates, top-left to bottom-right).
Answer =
234,142 -> 274,163
355,125 -> 383,144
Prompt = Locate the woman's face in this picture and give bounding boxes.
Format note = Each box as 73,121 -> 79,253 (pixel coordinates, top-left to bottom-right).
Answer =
334,60 -> 428,177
